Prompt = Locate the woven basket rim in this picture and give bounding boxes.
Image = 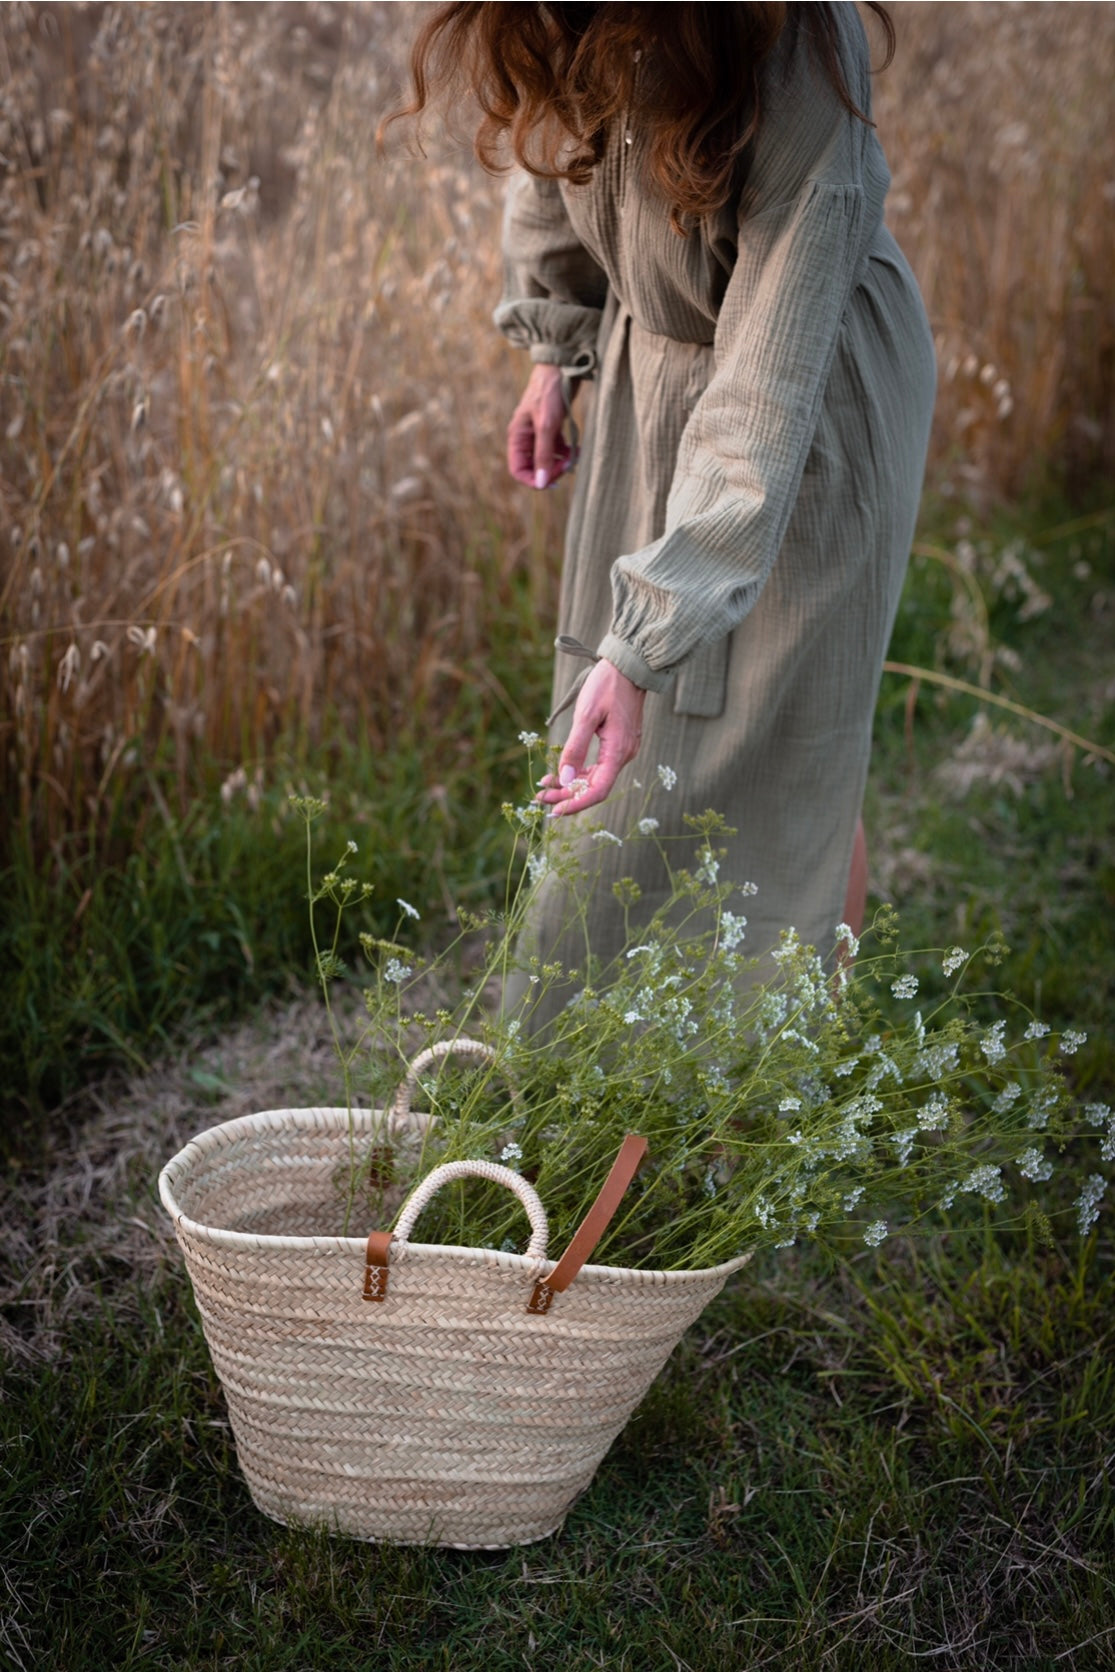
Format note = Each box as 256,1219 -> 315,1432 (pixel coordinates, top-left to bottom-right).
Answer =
158,1105 -> 753,1285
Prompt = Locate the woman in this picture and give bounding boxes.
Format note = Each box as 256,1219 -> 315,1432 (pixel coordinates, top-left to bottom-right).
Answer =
402,3 -> 935,992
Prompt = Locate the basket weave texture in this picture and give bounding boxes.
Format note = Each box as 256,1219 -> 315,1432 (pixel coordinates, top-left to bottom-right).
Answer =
159,1103 -> 749,1549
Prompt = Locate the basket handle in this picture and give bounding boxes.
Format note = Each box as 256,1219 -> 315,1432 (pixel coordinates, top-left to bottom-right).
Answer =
525,1134 -> 647,1315
388,1038 -> 523,1126
363,1160 -> 548,1302
363,1135 -> 648,1310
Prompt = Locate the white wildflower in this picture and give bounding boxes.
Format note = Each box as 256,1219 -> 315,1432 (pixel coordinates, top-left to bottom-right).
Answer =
787,1131 -> 803,1145
1026,1086 -> 1059,1130
832,1057 -> 859,1078
891,974 -> 919,999
1102,1131 -> 1115,1163
960,1163 -> 1006,1204
754,1197 -> 778,1230
779,1096 -> 802,1114
863,1220 -> 888,1248
623,1009 -> 642,1026
383,958 -> 411,984
1076,1173 -> 1106,1235
757,991 -> 789,1032
396,897 -> 419,919
1060,1029 -> 1086,1056
720,912 -> 747,950
696,847 -> 720,884
771,929 -> 803,966
527,851 -> 550,885
981,1021 -> 1008,1065
500,1142 -> 523,1164
1017,1147 -> 1053,1183
518,730 -> 541,748
1024,1020 -> 1050,1041
942,946 -> 968,977
637,817 -> 659,835
835,922 -> 860,958
940,1181 -> 958,1210
656,764 -> 677,790
915,1039 -> 960,1078
844,1185 -> 865,1213
591,829 -> 623,847
992,1083 -> 1022,1115
866,1052 -> 903,1091
1085,1103 -> 1112,1128
891,1127 -> 918,1167
918,1092 -> 950,1131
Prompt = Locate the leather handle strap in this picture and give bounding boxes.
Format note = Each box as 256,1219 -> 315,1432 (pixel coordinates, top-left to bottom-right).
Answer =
526,1134 -> 647,1315
363,1230 -> 393,1302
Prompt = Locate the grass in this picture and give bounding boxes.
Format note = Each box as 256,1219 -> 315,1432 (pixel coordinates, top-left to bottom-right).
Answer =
4,1213 -> 1112,1669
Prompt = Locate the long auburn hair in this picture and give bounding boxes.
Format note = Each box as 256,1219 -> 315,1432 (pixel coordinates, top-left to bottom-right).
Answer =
391,3 -> 895,230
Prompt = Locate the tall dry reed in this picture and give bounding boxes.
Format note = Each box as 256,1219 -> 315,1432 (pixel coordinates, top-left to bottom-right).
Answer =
873,2 -> 1115,503
1,2 -> 1111,885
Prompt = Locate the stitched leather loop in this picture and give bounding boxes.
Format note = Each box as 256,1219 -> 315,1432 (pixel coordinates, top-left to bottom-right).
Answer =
363,1230 -> 393,1302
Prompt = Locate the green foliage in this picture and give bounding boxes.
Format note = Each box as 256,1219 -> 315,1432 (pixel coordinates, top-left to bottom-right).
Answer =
0,716 -> 534,1144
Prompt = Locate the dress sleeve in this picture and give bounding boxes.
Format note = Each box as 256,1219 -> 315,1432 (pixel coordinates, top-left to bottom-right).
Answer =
597,12 -> 884,694
493,171 -> 609,380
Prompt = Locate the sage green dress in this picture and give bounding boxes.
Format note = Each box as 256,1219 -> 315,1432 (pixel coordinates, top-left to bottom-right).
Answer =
494,7 -> 936,995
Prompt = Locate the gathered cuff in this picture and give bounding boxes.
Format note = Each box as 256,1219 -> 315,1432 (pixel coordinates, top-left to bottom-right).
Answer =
493,298 -> 601,379
595,631 -> 673,695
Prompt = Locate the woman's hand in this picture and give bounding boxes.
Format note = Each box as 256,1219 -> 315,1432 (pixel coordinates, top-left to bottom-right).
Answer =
537,659 -> 646,817
507,363 -> 573,489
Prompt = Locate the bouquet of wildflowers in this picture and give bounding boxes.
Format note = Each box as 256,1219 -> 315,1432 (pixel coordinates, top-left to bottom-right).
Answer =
294,749 -> 1109,1271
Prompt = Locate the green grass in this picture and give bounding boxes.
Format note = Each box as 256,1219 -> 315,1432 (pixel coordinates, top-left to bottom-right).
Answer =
0,580 -> 554,1140
4,1229 -> 1112,1669
3,496 -> 1114,1668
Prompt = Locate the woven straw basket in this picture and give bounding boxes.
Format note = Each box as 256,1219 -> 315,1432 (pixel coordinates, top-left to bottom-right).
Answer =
159,1043 -> 750,1550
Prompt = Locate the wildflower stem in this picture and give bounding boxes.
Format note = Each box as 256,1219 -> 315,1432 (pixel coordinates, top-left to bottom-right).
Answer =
882,662 -> 1115,766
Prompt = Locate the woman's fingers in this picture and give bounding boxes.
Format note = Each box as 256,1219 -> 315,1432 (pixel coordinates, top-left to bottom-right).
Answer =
536,661 -> 646,817
507,364 -> 572,488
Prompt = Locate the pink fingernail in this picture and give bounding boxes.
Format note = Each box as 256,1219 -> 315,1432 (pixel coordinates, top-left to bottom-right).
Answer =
534,468 -> 548,490
559,764 -> 576,787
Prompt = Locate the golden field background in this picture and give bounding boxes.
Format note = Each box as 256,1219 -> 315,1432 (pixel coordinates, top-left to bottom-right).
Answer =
1,1 -> 1113,872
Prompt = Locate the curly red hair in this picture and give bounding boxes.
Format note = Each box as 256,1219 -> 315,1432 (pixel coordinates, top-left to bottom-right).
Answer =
390,3 -> 895,229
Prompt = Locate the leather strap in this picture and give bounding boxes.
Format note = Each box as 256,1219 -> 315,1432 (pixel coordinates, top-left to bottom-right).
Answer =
363,1230 -> 393,1302
526,1134 -> 647,1315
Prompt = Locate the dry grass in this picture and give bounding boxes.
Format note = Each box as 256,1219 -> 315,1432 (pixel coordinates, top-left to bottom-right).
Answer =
874,2 -> 1115,503
0,2 -> 556,866
1,0 -> 1112,893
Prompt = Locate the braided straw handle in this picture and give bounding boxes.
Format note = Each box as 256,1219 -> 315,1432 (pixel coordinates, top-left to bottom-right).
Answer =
363,1160 -> 547,1302
394,1161 -> 548,1256
389,1038 -> 523,1126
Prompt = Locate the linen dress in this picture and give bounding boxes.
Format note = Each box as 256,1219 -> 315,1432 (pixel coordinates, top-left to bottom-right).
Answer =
494,6 -> 936,996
